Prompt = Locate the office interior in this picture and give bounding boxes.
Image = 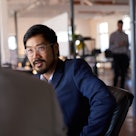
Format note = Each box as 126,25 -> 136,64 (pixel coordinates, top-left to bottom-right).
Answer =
0,0 -> 136,135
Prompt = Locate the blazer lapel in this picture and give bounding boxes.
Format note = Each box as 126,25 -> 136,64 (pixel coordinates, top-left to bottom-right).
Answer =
51,59 -> 64,88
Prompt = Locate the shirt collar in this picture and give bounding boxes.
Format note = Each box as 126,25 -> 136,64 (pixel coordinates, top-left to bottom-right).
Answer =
40,73 -> 54,83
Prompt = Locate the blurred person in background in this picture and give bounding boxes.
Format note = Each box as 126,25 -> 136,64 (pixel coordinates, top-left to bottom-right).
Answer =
109,20 -> 130,89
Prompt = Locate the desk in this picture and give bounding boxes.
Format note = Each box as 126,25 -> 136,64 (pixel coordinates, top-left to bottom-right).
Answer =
84,53 -> 113,76
96,55 -> 113,69
95,53 -> 113,75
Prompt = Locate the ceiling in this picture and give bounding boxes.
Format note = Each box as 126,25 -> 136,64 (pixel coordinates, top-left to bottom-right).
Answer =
7,0 -> 129,19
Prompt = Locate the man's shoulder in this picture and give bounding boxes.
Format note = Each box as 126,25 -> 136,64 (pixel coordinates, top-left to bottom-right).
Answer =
123,31 -> 128,36
111,31 -> 118,36
65,58 -> 86,62
64,58 -> 87,65
63,58 -> 91,72
111,30 -> 128,35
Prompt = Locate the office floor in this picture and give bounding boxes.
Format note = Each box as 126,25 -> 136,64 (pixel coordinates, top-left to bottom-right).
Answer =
97,67 -> 136,136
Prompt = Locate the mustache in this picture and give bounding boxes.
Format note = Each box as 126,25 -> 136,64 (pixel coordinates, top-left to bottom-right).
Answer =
33,59 -> 45,65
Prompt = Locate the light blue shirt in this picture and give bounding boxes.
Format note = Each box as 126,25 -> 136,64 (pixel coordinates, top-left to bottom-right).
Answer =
40,73 -> 53,83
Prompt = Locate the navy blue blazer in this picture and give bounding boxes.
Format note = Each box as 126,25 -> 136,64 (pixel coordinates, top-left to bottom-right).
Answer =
35,58 -> 116,136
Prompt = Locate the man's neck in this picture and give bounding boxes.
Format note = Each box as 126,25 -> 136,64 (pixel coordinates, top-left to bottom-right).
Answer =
42,58 -> 58,80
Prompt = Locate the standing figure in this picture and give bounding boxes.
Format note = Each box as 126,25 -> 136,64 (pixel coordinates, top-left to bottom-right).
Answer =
23,24 -> 116,136
109,20 -> 130,89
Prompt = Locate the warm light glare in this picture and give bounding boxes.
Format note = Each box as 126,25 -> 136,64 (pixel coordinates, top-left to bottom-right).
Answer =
75,40 -> 80,46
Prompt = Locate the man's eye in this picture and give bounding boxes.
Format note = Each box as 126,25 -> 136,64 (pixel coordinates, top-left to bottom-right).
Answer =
27,49 -> 33,53
38,46 -> 45,51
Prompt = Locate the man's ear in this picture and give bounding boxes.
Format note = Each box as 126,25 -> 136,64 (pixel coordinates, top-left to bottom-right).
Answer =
54,43 -> 59,56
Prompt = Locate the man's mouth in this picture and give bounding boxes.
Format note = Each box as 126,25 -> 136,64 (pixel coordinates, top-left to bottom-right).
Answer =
33,59 -> 45,67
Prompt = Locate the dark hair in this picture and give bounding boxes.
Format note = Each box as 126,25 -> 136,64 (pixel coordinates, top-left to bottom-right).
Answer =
23,24 -> 57,49
118,20 -> 123,24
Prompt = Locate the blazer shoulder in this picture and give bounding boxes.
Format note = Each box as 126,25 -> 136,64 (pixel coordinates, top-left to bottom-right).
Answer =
65,58 -> 86,64
64,58 -> 91,70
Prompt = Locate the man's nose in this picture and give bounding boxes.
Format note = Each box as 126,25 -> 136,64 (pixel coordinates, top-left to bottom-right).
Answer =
33,49 -> 40,57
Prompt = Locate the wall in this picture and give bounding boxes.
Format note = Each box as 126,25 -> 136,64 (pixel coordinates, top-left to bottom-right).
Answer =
89,15 -> 126,49
8,14 -> 127,60
75,19 -> 91,36
8,17 -> 47,58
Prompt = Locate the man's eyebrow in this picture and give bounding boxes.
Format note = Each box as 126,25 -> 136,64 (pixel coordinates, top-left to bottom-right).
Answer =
26,43 -> 46,48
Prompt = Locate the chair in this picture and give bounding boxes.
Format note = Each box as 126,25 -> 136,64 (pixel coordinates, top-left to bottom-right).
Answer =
0,68 -> 66,136
105,86 -> 134,136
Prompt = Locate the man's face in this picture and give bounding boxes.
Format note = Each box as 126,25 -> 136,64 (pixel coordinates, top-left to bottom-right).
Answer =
25,34 -> 59,74
117,23 -> 123,31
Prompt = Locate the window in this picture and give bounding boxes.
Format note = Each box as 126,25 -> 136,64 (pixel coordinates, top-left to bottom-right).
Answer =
98,22 -> 109,52
123,16 -> 131,46
8,36 -> 18,66
8,36 -> 17,50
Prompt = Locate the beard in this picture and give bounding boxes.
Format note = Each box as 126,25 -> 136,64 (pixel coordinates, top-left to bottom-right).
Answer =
36,67 -> 50,74
33,58 -> 55,74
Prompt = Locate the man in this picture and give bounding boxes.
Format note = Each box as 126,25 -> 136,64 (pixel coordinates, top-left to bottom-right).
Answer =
0,68 -> 66,136
109,20 -> 130,89
23,24 -> 116,136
